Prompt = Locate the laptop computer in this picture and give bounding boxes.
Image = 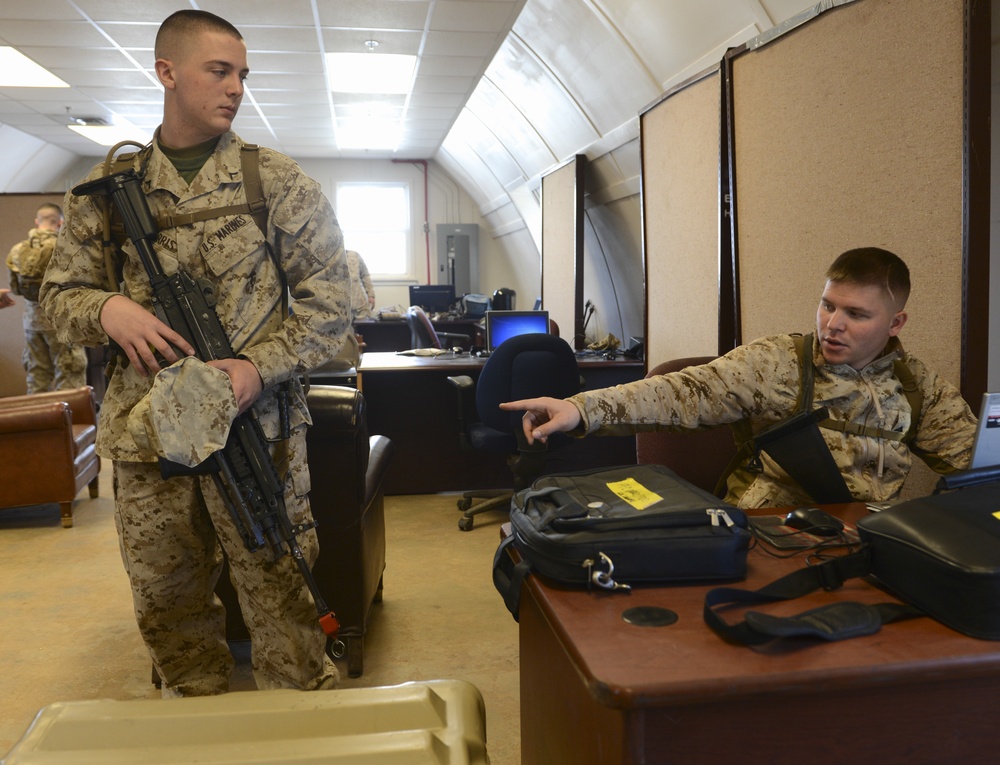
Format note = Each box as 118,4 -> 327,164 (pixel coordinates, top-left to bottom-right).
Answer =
485,310 -> 549,352
969,392 -> 1000,469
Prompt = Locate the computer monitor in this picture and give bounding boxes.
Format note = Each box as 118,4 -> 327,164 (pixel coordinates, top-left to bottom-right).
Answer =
969,392 -> 1000,469
409,284 -> 456,313
485,310 -> 550,352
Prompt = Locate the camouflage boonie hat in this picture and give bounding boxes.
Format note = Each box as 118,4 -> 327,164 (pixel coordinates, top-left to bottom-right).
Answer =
128,356 -> 239,467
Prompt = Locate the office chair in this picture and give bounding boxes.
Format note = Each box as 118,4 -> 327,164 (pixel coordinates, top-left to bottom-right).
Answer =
448,333 -> 580,530
406,305 -> 470,350
634,356 -> 738,497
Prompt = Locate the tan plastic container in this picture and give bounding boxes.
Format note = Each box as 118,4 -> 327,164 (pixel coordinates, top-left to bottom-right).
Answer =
2,680 -> 489,764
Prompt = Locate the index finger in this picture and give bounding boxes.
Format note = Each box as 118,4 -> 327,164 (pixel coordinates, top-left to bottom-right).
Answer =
499,399 -> 539,411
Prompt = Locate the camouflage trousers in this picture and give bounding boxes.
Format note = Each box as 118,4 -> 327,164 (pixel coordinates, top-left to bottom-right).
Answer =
22,328 -> 87,394
112,448 -> 339,696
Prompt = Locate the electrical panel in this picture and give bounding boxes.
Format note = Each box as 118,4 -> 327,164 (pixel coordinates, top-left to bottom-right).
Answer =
436,223 -> 479,297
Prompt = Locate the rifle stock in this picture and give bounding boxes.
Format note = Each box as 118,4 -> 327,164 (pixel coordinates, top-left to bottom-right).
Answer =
73,171 -> 342,651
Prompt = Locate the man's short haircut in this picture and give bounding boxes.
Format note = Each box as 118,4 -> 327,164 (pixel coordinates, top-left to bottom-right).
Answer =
36,202 -> 62,220
826,247 -> 911,309
155,10 -> 243,60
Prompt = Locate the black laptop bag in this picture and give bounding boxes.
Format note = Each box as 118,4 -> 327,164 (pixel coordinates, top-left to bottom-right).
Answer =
493,464 -> 751,620
705,480 -> 1000,643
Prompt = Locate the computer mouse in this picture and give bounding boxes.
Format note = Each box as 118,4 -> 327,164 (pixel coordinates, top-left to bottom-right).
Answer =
783,507 -> 844,536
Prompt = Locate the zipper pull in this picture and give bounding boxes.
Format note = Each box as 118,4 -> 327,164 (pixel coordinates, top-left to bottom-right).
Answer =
707,508 -> 736,529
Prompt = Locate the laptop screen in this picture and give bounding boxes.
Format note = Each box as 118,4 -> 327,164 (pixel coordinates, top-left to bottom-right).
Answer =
485,310 -> 549,351
969,392 -> 1000,469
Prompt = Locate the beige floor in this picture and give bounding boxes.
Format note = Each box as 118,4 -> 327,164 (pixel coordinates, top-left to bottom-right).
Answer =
0,469 -> 520,764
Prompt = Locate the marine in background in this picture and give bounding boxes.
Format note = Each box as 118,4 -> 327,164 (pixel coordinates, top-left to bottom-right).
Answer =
6,203 -> 88,393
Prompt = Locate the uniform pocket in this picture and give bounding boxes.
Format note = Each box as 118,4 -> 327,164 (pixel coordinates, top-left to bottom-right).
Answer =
199,215 -> 278,329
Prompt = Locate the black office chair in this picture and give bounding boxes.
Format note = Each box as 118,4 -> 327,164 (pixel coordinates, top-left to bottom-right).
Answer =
406,305 -> 470,350
448,333 -> 580,530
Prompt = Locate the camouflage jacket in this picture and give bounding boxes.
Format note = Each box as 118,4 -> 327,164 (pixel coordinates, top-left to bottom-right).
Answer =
7,227 -> 56,332
41,131 -> 351,466
569,334 -> 976,508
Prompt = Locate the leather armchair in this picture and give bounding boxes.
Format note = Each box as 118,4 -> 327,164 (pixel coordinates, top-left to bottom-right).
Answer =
0,386 -> 101,527
215,385 -> 393,678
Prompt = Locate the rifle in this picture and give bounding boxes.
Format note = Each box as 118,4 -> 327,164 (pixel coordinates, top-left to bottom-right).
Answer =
73,170 -> 343,658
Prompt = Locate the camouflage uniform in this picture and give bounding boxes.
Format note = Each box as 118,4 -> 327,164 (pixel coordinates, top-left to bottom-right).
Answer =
41,130 -> 352,695
6,227 -> 87,394
569,334 -> 976,508
346,250 -> 374,319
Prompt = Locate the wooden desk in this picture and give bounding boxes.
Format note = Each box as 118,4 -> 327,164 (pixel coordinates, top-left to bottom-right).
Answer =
356,351 -> 644,495
516,503 -> 1000,764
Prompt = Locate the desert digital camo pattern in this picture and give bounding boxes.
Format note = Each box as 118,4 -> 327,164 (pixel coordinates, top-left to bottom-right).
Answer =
41,129 -> 352,462
113,458 -> 339,695
7,227 -> 88,393
127,357 -> 239,467
41,129 -> 349,694
569,334 -> 976,508
19,323 -> 88,394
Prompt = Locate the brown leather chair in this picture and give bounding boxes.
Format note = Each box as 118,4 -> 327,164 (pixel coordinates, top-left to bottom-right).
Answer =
215,385 -> 393,678
635,357 -> 737,497
0,386 -> 100,527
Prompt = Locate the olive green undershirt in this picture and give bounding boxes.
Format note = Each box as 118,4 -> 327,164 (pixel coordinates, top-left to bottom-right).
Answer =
158,136 -> 220,184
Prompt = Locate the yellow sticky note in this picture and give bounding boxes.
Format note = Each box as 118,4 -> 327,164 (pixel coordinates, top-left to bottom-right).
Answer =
606,477 -> 663,511
992,511 -> 1000,522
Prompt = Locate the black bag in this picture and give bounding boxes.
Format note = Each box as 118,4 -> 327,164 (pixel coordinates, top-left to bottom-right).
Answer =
705,480 -> 1000,643
751,407 -> 853,504
493,464 -> 751,620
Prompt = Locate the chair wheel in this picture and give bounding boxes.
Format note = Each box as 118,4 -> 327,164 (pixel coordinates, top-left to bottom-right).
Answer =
458,516 -> 474,531
457,498 -> 472,511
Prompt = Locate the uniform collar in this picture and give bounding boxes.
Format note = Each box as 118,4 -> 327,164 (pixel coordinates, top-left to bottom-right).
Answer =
143,129 -> 243,201
812,333 -> 904,376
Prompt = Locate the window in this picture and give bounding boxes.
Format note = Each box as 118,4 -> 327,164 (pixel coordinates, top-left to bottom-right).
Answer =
336,183 -> 411,279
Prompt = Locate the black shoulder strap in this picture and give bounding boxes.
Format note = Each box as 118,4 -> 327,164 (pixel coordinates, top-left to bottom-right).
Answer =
703,548 -> 921,645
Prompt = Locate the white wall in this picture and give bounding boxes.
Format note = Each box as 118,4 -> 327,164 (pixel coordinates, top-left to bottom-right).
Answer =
273,156 -> 526,313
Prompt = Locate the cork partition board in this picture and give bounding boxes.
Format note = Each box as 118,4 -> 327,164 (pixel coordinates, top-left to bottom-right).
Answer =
640,68 -> 722,369
541,155 -> 584,348
732,0 -> 965,386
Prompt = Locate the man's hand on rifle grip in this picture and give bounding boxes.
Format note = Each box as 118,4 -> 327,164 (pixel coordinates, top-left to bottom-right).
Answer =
100,294 -> 195,376
207,357 -> 264,414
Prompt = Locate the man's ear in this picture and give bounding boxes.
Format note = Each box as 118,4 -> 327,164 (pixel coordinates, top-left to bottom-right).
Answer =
155,59 -> 175,90
888,310 -> 908,337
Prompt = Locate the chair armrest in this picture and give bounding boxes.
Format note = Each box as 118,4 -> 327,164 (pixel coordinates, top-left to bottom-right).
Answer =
364,435 -> 394,506
0,386 -> 97,427
447,375 -> 476,451
0,401 -> 72,435
437,331 -> 470,348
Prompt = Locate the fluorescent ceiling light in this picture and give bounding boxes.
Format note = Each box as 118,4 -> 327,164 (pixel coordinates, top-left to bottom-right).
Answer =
326,53 -> 416,95
336,117 -> 403,151
68,121 -> 152,147
0,47 -> 69,87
